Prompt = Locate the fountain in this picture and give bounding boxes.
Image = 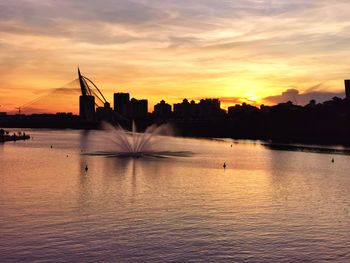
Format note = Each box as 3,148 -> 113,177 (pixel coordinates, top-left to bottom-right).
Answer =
84,121 -> 191,158
103,122 -> 170,157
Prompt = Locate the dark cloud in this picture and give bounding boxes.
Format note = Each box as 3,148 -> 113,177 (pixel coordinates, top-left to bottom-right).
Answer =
263,88 -> 345,105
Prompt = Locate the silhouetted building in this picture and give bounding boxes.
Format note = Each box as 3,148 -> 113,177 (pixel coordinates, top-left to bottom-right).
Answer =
174,99 -> 191,117
128,98 -> 148,118
174,98 -> 224,118
174,99 -> 200,118
345,80 -> 350,99
228,103 -> 259,116
114,93 -> 130,116
154,100 -> 172,117
198,99 -> 224,117
96,102 -> 115,122
79,95 -> 95,121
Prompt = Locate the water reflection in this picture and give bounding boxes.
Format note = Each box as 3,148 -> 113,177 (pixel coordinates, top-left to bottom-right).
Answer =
0,130 -> 349,262
0,142 -> 4,158
77,154 -> 93,210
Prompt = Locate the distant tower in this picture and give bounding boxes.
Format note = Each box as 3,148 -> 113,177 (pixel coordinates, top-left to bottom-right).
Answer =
114,93 -> 130,116
345,80 -> 350,99
78,68 -> 96,121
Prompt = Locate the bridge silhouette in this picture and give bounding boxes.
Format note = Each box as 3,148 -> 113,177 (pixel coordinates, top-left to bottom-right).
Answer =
15,69 -> 109,115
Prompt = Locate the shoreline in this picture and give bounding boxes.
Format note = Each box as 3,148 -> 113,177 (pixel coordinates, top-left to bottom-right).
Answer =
1,125 -> 349,148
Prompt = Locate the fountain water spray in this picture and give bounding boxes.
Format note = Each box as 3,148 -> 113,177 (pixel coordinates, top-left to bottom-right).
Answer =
101,121 -> 174,158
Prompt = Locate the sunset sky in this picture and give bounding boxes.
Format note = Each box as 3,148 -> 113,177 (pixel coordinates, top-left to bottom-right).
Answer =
1,0 -> 350,113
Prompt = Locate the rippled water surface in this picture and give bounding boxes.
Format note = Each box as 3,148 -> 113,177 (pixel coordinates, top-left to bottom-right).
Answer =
0,129 -> 349,262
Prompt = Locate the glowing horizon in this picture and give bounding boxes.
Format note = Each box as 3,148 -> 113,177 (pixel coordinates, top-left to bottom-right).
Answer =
1,0 -> 349,114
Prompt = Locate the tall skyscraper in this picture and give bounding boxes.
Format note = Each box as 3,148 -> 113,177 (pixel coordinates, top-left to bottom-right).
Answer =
114,93 -> 130,116
79,95 -> 95,121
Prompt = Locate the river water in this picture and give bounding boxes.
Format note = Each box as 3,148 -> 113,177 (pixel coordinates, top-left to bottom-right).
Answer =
0,129 -> 349,262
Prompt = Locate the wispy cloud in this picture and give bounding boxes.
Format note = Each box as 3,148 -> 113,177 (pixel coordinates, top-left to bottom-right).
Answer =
1,0 -> 350,112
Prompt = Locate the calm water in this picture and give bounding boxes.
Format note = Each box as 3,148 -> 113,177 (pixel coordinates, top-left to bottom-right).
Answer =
0,129 -> 349,262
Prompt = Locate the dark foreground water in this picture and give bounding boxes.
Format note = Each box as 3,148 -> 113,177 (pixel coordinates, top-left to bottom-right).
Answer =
0,129 -> 349,262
